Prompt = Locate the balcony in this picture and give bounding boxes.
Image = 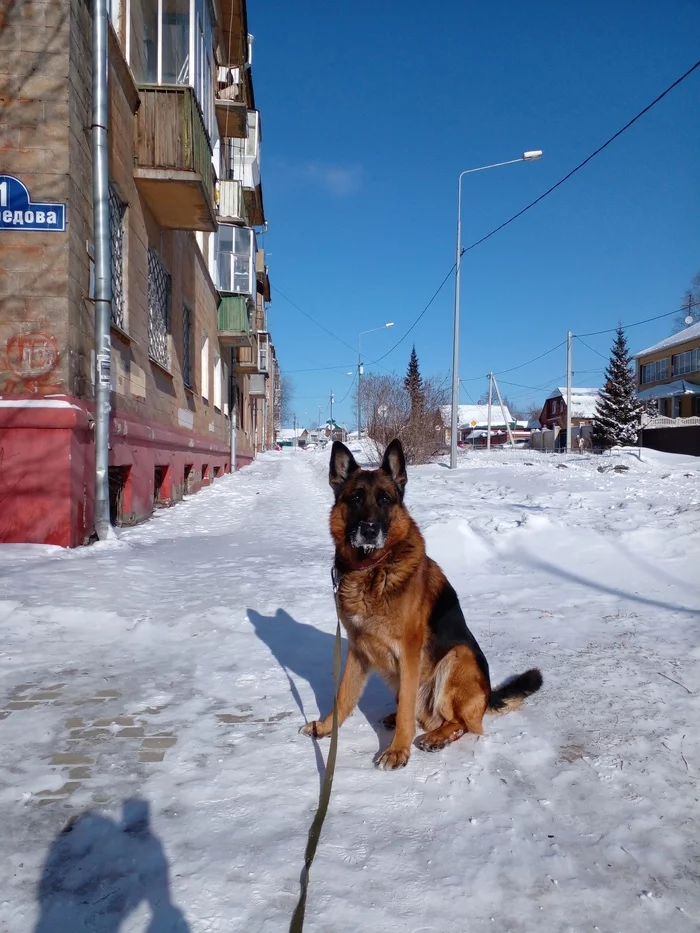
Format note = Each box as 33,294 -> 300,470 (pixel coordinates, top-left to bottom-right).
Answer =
256,248 -> 271,301
218,296 -> 254,347
217,180 -> 247,225
215,67 -> 248,138
221,112 -> 266,226
236,340 -> 259,373
134,86 -> 216,232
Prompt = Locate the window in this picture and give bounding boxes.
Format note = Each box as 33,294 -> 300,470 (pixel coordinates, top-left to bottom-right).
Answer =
147,247 -> 171,368
182,303 -> 193,388
258,332 -> 269,373
128,0 -> 215,138
213,351 -> 222,410
672,348 -> 700,377
640,358 -> 669,385
109,185 -> 127,331
129,0 -> 158,82
201,331 -> 209,401
215,225 -> 255,294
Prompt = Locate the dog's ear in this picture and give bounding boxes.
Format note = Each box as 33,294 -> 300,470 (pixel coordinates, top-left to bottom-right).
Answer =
329,442 -> 360,494
380,439 -> 407,496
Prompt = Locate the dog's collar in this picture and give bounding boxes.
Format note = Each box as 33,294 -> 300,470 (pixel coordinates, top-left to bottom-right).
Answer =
335,550 -> 390,576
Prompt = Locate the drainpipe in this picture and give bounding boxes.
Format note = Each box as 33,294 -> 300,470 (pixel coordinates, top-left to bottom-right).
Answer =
230,350 -> 237,471
91,0 -> 113,539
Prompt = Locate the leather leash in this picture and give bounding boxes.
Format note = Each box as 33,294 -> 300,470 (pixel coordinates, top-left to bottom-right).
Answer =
289,566 -> 342,933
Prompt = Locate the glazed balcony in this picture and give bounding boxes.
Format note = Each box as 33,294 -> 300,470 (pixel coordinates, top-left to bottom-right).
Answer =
217,179 -> 247,225
134,85 -> 216,232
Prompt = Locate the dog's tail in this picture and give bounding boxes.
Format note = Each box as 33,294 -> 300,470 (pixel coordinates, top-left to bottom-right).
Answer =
487,668 -> 543,715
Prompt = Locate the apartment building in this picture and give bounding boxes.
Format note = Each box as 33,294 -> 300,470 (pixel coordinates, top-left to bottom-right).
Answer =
0,0 -> 278,546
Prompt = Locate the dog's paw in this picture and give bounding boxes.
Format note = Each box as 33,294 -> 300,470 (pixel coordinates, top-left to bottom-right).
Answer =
380,712 -> 397,730
300,720 -> 330,738
416,727 -> 465,752
375,747 -> 410,771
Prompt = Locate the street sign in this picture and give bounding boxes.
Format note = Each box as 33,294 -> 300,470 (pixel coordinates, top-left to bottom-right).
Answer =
470,419 -> 478,427
0,175 -> 66,232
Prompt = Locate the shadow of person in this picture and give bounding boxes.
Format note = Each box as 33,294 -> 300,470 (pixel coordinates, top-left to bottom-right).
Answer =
247,608 -> 393,747
34,798 -> 190,933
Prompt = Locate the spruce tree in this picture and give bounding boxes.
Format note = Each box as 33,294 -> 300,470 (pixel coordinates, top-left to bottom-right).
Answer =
404,345 -> 424,412
591,326 -> 642,449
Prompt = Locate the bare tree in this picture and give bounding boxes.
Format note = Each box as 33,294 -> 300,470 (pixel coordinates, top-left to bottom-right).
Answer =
277,372 -> 295,426
356,372 -> 449,465
673,271 -> 700,333
526,403 -> 543,424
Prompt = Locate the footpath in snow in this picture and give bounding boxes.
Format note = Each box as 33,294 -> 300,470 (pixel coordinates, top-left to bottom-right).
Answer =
0,446 -> 699,932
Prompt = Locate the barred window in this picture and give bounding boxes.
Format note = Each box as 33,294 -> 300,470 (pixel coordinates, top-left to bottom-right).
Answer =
182,303 -> 193,388
109,185 -> 127,330
147,247 -> 171,369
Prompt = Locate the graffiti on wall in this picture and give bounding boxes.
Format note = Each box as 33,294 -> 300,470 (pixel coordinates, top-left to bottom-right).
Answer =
2,330 -> 61,395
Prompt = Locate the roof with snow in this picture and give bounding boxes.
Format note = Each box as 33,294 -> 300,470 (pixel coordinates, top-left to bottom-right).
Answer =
633,321 -> 700,359
440,403 -> 513,428
637,379 -> 700,401
546,387 -> 600,419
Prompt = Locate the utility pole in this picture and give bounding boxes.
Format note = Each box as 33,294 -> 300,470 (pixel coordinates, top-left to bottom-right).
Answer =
317,405 -> 322,429
486,372 -> 493,452
492,374 -> 515,448
566,330 -> 573,454
293,413 -> 297,445
330,390 -> 334,430
357,352 -> 363,437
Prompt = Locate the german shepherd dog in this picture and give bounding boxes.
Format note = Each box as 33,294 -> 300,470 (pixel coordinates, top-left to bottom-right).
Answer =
301,439 -> 542,770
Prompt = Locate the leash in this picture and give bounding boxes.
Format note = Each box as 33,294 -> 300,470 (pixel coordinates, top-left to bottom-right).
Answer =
289,567 -> 342,933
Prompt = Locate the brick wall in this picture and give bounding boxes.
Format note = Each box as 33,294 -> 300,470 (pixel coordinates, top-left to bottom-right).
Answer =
0,0 -> 72,397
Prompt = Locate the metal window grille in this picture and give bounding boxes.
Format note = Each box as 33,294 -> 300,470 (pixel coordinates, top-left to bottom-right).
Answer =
147,247 -> 171,368
182,303 -> 193,388
109,185 -> 126,330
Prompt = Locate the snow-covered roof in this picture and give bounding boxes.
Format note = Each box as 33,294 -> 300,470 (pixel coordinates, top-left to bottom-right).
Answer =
440,403 -> 513,428
546,387 -> 600,419
637,380 -> 700,401
633,321 -> 700,359
276,429 -> 299,441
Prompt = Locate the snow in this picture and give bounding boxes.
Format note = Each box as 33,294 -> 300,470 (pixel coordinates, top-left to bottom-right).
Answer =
637,379 -> 700,400
633,321 -> 700,358
547,387 -> 601,419
440,403 -> 514,427
1,446 -> 700,932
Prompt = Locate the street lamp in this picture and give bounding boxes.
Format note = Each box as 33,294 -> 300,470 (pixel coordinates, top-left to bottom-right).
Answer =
449,151 -> 542,469
358,323 -> 394,436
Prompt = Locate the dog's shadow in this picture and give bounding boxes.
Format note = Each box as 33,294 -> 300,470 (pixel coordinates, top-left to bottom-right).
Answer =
247,608 -> 394,748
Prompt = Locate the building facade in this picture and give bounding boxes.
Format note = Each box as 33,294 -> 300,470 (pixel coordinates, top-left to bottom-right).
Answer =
0,0 -> 278,546
634,323 -> 700,456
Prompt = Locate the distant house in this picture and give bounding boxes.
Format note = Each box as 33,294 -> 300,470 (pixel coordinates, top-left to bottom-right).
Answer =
536,387 -> 599,450
439,404 -> 515,447
276,429 -> 299,447
633,323 -> 700,456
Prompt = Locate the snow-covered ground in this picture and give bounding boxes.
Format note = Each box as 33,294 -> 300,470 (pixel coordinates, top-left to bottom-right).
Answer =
1,445 -> 699,932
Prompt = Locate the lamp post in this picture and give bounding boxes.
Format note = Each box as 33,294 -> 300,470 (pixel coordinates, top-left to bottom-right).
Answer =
449,150 -> 543,469
358,322 -> 394,437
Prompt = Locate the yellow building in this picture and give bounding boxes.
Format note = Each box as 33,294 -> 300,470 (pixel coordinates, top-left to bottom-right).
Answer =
634,322 -> 700,418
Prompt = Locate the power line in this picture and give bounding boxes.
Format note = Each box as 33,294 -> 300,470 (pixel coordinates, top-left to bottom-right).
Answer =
462,59 -> 700,255
492,340 -> 567,376
282,363 -> 354,374
575,336 -> 608,360
367,263 -> 457,365
272,285 -> 357,354
338,372 -> 357,405
575,300 -> 700,337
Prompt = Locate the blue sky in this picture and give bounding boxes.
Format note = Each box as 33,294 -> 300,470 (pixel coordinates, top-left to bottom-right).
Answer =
252,0 -> 700,427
